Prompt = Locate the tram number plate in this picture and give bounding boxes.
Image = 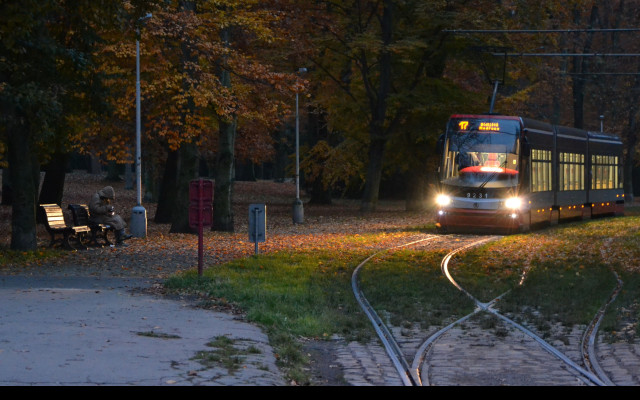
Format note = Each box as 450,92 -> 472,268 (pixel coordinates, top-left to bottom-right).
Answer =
466,192 -> 488,199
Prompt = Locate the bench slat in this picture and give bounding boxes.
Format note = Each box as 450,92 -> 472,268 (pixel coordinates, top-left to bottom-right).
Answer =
44,212 -> 64,217
49,224 -> 68,229
40,204 -> 92,250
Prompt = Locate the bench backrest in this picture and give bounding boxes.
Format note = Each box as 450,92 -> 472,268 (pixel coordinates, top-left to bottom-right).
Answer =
40,204 -> 67,230
68,204 -> 91,226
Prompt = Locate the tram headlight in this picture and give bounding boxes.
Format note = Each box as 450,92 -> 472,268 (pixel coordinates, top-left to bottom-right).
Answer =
504,197 -> 522,210
436,194 -> 451,207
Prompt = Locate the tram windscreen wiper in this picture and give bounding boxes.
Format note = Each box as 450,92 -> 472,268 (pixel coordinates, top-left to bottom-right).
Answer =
479,160 -> 507,189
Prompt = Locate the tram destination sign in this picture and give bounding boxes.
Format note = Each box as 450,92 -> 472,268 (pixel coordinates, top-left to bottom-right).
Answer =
450,117 -> 521,135
458,120 -> 501,132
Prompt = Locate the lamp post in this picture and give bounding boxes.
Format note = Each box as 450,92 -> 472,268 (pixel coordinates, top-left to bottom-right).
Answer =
130,13 -> 152,238
292,67 -> 307,224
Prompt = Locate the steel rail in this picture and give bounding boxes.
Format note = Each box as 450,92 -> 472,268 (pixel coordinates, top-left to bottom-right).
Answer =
486,308 -> 605,386
439,236 -> 500,306
430,236 -> 607,386
581,271 -> 619,387
580,241 -> 625,386
410,236 -> 501,385
353,233 -> 617,386
351,234 -> 439,386
410,309 -> 480,386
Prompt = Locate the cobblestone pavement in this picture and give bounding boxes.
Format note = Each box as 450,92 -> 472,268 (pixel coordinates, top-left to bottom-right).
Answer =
326,317 -> 639,386
597,340 -> 640,386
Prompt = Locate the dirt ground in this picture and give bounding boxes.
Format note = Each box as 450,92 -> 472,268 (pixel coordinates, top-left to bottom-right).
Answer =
0,170 -> 432,274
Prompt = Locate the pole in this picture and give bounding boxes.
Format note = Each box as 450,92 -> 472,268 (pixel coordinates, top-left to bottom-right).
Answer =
131,15 -> 151,238
292,68 -> 306,224
198,180 -> 204,276
254,207 -> 259,255
135,35 -> 142,207
489,80 -> 500,114
296,91 -> 300,200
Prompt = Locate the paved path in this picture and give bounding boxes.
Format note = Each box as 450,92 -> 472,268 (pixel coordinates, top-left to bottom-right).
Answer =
0,276 -> 285,386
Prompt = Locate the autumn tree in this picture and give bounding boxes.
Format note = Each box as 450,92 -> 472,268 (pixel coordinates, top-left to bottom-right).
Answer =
303,1 -> 508,211
0,0 -> 139,250
573,0 -> 640,201
491,1 -> 640,200
92,1 -> 304,233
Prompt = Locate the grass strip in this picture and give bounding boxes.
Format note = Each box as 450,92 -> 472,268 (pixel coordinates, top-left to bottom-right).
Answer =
164,249 -> 375,384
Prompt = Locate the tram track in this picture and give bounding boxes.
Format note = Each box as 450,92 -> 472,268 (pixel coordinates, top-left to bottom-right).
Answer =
580,238 -> 625,386
351,232 -> 622,386
351,234 -> 440,386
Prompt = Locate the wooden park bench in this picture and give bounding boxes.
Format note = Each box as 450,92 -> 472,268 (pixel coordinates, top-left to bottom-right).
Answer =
40,204 -> 91,250
68,203 -> 114,247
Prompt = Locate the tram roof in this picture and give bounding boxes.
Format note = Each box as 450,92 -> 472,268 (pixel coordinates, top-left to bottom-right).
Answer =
449,114 -> 622,142
449,114 -> 522,121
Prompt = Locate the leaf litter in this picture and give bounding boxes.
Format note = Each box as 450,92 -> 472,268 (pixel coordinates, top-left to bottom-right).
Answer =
0,171 -> 432,278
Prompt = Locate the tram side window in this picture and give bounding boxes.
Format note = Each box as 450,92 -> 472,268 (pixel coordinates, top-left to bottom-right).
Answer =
531,149 -> 552,192
559,152 -> 585,191
591,155 -> 622,190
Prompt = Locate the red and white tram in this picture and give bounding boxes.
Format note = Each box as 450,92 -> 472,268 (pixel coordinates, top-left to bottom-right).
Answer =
435,114 -> 624,233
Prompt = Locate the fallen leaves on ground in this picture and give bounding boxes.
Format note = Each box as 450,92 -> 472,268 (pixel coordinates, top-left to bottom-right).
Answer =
0,171 -> 433,278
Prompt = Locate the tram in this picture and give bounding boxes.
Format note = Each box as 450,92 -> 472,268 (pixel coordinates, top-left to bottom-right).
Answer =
435,114 -> 624,233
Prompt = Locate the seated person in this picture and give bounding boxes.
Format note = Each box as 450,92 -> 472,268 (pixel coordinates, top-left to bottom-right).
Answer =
89,186 -> 133,246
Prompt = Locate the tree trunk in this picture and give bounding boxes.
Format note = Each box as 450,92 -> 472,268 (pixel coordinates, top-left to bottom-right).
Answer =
8,126 -> 39,250
405,171 -> 428,212
309,177 -> 332,205
213,116 -> 236,232
169,0 -> 200,234
622,59 -> 640,203
1,167 -> 13,205
212,26 -> 236,232
105,161 -> 122,182
154,148 -> 178,223
125,162 -> 133,190
360,0 -> 392,213
307,106 -> 332,205
623,130 -> 636,203
571,5 -> 599,129
38,152 -> 69,207
88,154 -> 102,174
169,141 -> 199,233
360,136 -> 386,212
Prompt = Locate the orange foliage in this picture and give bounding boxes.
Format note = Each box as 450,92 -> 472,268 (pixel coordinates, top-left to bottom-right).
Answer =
77,0 -> 313,165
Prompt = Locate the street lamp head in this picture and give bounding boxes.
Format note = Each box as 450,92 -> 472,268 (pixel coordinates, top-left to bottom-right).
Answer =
135,13 -> 152,38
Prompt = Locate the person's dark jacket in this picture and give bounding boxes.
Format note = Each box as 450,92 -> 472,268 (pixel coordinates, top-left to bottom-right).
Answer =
89,186 -> 126,231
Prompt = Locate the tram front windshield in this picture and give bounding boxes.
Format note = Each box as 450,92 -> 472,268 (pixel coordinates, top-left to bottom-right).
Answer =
441,118 -> 520,189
